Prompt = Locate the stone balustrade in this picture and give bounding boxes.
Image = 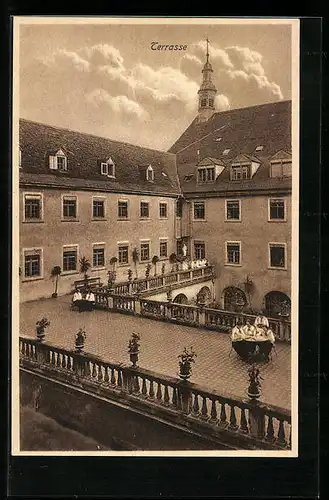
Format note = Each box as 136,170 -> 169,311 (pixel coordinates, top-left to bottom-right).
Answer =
94,294 -> 291,343
19,336 -> 291,450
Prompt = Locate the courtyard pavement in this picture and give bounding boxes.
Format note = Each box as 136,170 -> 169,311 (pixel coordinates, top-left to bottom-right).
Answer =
19,295 -> 291,410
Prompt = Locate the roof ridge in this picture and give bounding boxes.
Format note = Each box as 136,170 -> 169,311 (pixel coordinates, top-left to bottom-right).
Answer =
19,117 -> 176,158
210,99 -> 292,118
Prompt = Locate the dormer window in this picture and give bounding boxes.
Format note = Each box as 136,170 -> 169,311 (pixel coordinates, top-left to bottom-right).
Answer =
146,165 -> 154,182
269,151 -> 292,178
255,145 -> 264,152
198,167 -> 215,183
197,157 -> 225,183
49,149 -> 67,171
223,149 -> 231,155
231,163 -> 251,180
100,157 -> 115,177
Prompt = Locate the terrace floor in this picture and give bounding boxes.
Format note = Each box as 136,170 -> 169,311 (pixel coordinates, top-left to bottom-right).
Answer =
20,295 -> 292,410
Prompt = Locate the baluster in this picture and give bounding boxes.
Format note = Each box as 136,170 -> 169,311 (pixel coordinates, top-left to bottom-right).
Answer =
192,393 -> 200,414
172,387 -> 178,408
103,366 -> 109,383
50,351 -> 55,365
110,368 -> 116,385
56,352 -> 61,367
277,419 -> 287,446
156,382 -> 162,402
149,379 -> 155,399
220,402 -> 227,426
117,369 -> 123,387
97,364 -> 103,382
210,399 -> 218,422
92,362 -> 97,378
61,353 -> 66,369
141,377 -> 147,397
265,416 -> 275,442
201,396 -> 208,419
67,355 -> 72,370
240,408 -> 249,433
229,405 -> 238,429
163,385 -> 170,406
134,375 -> 140,393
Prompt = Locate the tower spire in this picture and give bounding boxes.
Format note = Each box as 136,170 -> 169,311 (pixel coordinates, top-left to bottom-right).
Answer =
196,36 -> 217,123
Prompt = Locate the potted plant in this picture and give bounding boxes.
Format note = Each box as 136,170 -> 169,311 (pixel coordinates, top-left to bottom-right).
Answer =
51,265 -> 62,298
247,364 -> 263,400
109,256 -> 118,271
79,256 -> 91,284
161,263 -> 166,275
178,347 -> 197,381
152,255 -> 160,276
36,317 -> 50,342
145,263 -> 152,279
107,270 -> 116,291
75,328 -> 86,353
127,268 -> 133,282
169,252 -> 177,272
128,332 -> 140,368
132,247 -> 139,279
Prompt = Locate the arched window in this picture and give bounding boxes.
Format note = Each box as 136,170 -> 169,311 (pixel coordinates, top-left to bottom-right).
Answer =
264,291 -> 291,318
196,286 -> 212,305
222,286 -> 247,312
146,165 -> 154,181
173,293 -> 188,304
200,98 -> 207,107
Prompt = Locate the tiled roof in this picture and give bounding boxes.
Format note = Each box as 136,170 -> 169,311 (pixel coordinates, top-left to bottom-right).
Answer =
19,119 -> 180,195
169,100 -> 292,195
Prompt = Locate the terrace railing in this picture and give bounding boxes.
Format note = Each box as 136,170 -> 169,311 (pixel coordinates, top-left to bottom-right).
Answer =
20,336 -> 291,450
94,294 -> 291,343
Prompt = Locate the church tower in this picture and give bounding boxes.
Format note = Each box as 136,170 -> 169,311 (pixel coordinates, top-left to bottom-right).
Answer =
197,38 -> 217,123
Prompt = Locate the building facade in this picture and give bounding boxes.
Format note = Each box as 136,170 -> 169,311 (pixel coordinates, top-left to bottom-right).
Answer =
19,48 -> 293,318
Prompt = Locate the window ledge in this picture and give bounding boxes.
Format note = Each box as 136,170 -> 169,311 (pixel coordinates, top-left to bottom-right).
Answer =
91,267 -> 106,272
23,220 -> 44,224
61,219 -> 80,222
118,263 -> 130,268
193,219 -> 207,222
225,263 -> 242,267
140,217 -> 151,220
268,219 -> 287,223
159,217 -> 168,220
268,266 -> 287,271
117,218 -> 130,221
22,276 -> 44,283
62,271 -> 79,276
91,218 -> 107,222
225,219 -> 241,223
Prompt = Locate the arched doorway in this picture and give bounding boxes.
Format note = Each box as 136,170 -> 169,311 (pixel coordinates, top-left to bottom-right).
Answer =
196,286 -> 212,305
173,293 -> 188,304
264,291 -> 291,319
222,286 -> 247,312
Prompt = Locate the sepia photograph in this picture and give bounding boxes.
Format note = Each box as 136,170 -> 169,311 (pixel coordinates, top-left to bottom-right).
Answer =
12,17 -> 299,456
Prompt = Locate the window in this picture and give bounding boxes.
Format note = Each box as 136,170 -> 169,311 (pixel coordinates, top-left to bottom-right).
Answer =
160,240 -> 168,258
63,247 -> 78,272
24,249 -> 42,278
118,200 -> 128,219
269,244 -> 286,268
198,167 -> 215,183
194,201 -> 205,220
226,200 -> 241,221
49,150 -> 67,171
223,149 -> 231,155
100,163 -> 108,175
57,156 -> 67,171
63,197 -> 77,219
24,194 -> 42,220
140,242 -> 150,261
270,160 -> 292,178
194,242 -> 205,260
200,98 -> 207,107
93,247 -> 105,267
140,202 -> 149,218
159,202 -> 168,218
269,199 -> 285,220
231,164 -> 251,180
208,98 -> 214,107
100,158 -> 115,177
176,199 -> 182,218
226,242 -> 241,265
255,145 -> 264,152
146,166 -> 154,182
177,239 -> 183,256
93,199 -> 105,218
118,244 -> 129,265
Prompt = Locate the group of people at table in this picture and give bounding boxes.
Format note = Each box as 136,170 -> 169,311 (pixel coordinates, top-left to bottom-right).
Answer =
231,313 -> 276,362
72,288 -> 95,312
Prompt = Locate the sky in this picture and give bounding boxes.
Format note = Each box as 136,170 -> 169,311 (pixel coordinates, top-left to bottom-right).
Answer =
19,21 -> 292,151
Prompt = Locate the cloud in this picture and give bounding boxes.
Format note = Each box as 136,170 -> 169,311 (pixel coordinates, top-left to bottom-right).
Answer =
86,89 -> 149,119
43,49 -> 90,72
